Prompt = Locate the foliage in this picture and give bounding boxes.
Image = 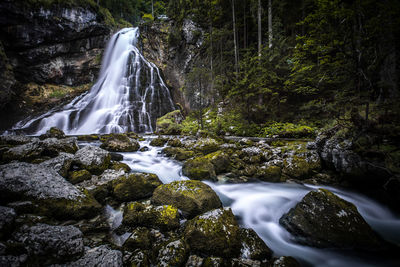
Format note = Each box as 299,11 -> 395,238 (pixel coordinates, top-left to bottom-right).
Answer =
261,122 -> 316,138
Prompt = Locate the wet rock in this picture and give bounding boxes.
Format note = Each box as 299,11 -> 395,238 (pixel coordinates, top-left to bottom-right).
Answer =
13,224 -> 83,261
2,139 -> 43,163
203,151 -> 230,174
282,154 -> 321,180
203,257 -> 224,266
68,170 -> 92,184
110,152 -> 124,161
123,227 -> 151,250
157,239 -> 188,267
100,134 -> 140,152
239,228 -> 272,261
139,146 -> 149,152
61,245 -> 123,267
111,173 -> 162,202
156,110 -> 184,135
39,127 -> 66,139
129,249 -> 150,267
257,165 -> 283,182
184,208 -> 241,258
0,162 -> 101,220
162,147 -> 195,161
0,206 -> 16,239
149,136 -> 168,147
270,256 -> 300,267
39,152 -> 74,177
279,188 -> 384,249
185,255 -> 204,267
152,180 -> 222,219
123,202 -> 180,231
109,161 -> 131,172
231,258 -> 262,266
182,158 -> 217,181
40,137 -> 79,155
73,145 -> 111,175
167,138 -> 183,147
0,135 -> 31,146
191,138 -> 220,155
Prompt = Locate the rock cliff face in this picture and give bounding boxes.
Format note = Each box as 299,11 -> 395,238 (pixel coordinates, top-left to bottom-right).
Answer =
0,0 -> 112,128
140,19 -> 204,111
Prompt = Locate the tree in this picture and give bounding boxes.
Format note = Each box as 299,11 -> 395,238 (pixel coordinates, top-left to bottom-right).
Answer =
258,0 -> 262,56
268,0 -> 272,48
232,0 -> 239,75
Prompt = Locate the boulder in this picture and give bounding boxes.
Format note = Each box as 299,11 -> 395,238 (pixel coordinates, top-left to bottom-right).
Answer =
184,208 -> 241,258
150,136 -> 168,147
123,227 -> 151,250
39,127 -> 66,139
257,165 -> 283,183
13,224 -> 83,262
167,138 -> 183,147
185,255 -> 204,266
152,180 -> 222,219
182,158 -> 217,181
39,152 -> 74,177
0,135 -> 31,146
0,162 -> 101,220
162,147 -> 195,161
271,256 -> 300,267
123,202 -> 180,231
282,154 -> 321,179
157,239 -> 188,267
63,245 -> 123,267
73,145 -> 111,175
231,258 -> 262,266
279,189 -> 384,249
111,173 -> 162,202
109,161 -> 131,172
40,137 -> 79,155
156,110 -> 184,135
0,206 -> 16,239
2,139 -> 43,163
204,151 -> 230,174
191,138 -> 220,155
239,228 -> 272,261
100,134 -> 139,152
68,170 -> 92,184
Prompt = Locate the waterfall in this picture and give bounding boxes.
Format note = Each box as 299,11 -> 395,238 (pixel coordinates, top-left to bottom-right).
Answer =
11,28 -> 175,135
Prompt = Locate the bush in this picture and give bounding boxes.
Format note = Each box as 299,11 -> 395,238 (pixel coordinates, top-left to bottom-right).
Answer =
261,122 -> 316,138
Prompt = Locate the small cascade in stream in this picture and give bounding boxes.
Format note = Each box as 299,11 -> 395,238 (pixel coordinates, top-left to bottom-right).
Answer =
11,28 -> 175,135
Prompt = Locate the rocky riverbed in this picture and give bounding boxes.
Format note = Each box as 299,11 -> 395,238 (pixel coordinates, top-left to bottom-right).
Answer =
0,128 -> 399,266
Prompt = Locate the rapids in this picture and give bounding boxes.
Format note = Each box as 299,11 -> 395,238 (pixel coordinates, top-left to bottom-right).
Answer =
116,136 -> 400,267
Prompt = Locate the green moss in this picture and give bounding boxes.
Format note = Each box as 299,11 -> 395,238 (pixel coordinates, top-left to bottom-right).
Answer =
110,161 -> 131,172
182,157 -> 217,181
68,169 -> 91,184
257,165 -> 283,182
156,110 -> 183,135
77,134 -> 99,141
162,147 -> 194,161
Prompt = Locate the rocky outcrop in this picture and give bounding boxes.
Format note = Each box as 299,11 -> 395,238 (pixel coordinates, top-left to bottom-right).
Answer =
62,245 -> 123,267
100,134 -> 140,152
72,145 -> 111,175
279,189 -> 384,250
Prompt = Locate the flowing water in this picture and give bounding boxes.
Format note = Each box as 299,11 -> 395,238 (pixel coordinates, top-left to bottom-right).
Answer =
115,137 -> 400,267
10,28 -> 175,135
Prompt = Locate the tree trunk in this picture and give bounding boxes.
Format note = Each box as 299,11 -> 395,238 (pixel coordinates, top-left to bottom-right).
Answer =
243,0 -> 247,49
152,0 -> 154,18
268,0 -> 273,48
258,0 -> 262,56
232,0 -> 239,74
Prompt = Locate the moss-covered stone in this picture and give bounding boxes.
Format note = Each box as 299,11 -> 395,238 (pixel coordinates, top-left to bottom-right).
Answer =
156,239 -> 188,267
156,110 -> 184,135
111,173 -> 162,202
279,189 -> 384,250
123,202 -> 180,231
257,165 -> 283,182
110,161 -> 131,172
282,155 -> 321,180
39,127 -> 66,140
100,134 -> 140,152
203,257 -> 224,267
182,158 -> 217,181
167,138 -> 183,147
151,180 -> 222,219
239,228 -> 272,261
73,146 -> 111,175
204,151 -> 230,174
68,169 -> 91,184
162,147 -> 195,161
123,227 -> 151,250
149,136 -> 168,147
191,138 -> 220,155
130,249 -> 150,267
271,256 -> 301,267
184,208 -> 241,258
77,134 -> 100,141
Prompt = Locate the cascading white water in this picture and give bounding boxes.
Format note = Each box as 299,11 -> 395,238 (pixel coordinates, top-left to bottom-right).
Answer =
11,28 -> 175,135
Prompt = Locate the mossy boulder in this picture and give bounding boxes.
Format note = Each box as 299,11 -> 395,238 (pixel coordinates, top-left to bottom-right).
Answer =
110,161 -> 131,172
39,127 -> 66,140
191,138 -> 220,155
239,228 -> 272,261
279,188 -> 384,250
204,151 -> 230,174
156,110 -> 184,135
203,257 -> 225,266
282,155 -> 321,180
73,146 -> 111,175
151,180 -> 222,219
156,239 -> 188,266
111,173 -> 162,202
184,208 -> 241,258
77,134 -> 100,141
39,152 -> 74,178
149,136 -> 168,147
68,170 -> 92,184
257,165 -> 283,182
123,227 -> 152,250
123,202 -> 180,231
271,256 -> 301,267
162,147 -> 195,161
100,134 -> 139,152
167,138 -> 183,147
182,158 -> 217,181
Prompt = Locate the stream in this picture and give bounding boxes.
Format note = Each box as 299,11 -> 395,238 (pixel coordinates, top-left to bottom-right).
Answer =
106,136 -> 400,267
